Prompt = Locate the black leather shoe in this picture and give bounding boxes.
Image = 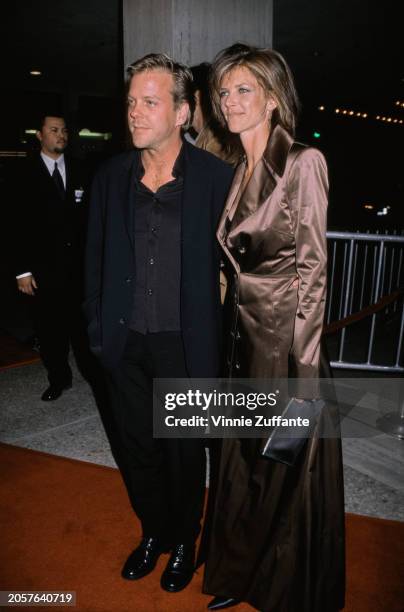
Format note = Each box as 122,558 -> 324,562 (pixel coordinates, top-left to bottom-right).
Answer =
41,383 -> 72,402
207,596 -> 240,610
121,537 -> 164,580
160,544 -> 195,592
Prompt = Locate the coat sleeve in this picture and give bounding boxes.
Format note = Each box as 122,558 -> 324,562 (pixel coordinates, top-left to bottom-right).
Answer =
287,148 -> 328,392
13,161 -> 36,277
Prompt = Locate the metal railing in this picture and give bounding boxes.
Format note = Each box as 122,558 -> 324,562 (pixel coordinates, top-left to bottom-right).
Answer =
325,231 -> 404,373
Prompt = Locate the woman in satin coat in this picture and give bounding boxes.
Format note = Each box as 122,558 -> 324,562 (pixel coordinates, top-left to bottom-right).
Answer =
203,44 -> 345,612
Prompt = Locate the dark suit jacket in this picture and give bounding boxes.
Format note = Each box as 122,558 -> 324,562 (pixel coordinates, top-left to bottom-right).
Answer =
84,141 -> 234,374
15,154 -> 88,289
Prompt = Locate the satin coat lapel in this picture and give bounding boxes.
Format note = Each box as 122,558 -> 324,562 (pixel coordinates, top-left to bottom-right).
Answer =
227,125 -> 294,232
230,158 -> 277,229
119,150 -> 138,252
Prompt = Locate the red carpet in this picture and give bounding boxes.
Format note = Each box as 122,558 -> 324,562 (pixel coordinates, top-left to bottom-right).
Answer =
1,443 -> 403,612
0,334 -> 40,370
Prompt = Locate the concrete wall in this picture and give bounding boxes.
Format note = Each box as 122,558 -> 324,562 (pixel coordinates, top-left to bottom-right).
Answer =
123,0 -> 273,67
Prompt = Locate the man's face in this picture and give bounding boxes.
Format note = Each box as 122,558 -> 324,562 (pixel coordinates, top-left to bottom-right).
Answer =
127,69 -> 188,151
36,116 -> 68,158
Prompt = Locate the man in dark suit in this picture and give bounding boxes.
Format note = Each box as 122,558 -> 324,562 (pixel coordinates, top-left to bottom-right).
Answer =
84,53 -> 233,593
15,114 -> 89,401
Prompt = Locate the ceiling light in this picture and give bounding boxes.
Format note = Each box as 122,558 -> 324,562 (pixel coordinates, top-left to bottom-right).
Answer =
0,150 -> 27,157
79,128 -> 112,140
30,70 -> 42,76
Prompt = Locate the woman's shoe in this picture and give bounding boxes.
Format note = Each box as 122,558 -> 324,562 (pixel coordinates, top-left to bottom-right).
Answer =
207,596 -> 240,610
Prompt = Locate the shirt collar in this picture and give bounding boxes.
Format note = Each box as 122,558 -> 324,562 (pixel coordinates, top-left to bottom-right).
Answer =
172,143 -> 184,178
40,152 -> 65,175
136,144 -> 184,181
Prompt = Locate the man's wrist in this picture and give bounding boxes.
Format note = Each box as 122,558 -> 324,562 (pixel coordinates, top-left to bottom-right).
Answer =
16,272 -> 32,279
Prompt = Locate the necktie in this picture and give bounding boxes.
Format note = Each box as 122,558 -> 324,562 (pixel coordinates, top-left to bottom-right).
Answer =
52,161 -> 65,199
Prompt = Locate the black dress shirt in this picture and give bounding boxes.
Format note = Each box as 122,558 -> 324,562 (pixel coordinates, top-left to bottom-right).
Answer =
130,148 -> 184,333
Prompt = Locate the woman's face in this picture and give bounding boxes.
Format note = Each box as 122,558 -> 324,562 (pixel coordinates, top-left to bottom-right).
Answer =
219,66 -> 275,135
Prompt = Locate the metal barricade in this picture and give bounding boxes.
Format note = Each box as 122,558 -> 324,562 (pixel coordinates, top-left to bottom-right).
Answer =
325,231 -> 404,373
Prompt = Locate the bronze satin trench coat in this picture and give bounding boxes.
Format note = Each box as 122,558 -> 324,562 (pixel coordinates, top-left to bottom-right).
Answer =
203,126 -> 345,612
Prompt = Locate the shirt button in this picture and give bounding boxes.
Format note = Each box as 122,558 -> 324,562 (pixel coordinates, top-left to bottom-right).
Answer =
149,258 -> 154,265
125,276 -> 132,283
148,289 -> 153,295
151,227 -> 156,233
119,318 -> 126,325
66,242 -> 72,247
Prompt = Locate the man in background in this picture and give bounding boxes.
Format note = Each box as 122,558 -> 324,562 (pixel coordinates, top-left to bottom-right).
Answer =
15,114 -> 89,401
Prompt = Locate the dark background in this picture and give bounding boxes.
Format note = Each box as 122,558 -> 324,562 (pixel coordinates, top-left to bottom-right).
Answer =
1,0 -> 403,231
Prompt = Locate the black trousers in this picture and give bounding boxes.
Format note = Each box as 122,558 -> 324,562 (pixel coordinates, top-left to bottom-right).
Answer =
33,282 -> 96,388
107,330 -> 206,546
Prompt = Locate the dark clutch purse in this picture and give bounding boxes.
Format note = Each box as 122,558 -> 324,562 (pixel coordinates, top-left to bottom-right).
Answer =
261,398 -> 324,466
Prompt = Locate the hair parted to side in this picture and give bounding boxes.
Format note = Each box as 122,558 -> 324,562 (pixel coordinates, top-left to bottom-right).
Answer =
126,53 -> 195,130
37,113 -> 66,131
210,43 -> 300,136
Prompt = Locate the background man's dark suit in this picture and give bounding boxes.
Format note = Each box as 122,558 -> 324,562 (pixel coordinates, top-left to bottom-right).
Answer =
15,153 -> 89,389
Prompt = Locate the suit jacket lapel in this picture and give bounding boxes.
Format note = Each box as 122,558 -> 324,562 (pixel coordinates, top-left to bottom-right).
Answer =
182,142 -> 199,245
64,157 -> 72,198
119,151 -> 139,251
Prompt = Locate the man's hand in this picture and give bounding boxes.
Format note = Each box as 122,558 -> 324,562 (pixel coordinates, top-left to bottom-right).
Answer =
17,275 -> 38,296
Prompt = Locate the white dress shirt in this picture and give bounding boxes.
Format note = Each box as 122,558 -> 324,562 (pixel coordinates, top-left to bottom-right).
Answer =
40,152 -> 66,188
